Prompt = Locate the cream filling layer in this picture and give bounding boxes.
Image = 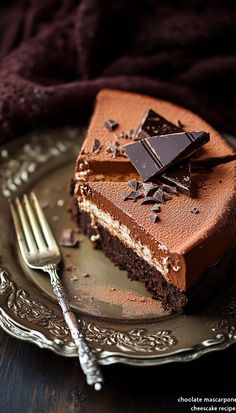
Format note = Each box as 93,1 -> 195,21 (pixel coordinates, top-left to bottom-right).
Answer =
78,198 -> 181,281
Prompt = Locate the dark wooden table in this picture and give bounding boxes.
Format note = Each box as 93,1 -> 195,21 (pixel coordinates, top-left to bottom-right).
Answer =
0,330 -> 235,413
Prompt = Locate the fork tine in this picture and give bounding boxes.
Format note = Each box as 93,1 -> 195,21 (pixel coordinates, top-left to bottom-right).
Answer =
23,194 -> 47,252
9,201 -> 28,259
10,199 -> 37,255
30,192 -> 59,251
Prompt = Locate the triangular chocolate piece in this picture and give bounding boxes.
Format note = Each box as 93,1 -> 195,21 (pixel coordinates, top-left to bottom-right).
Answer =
133,109 -> 192,194
134,109 -> 181,140
124,131 -> 210,181
159,160 -> 192,196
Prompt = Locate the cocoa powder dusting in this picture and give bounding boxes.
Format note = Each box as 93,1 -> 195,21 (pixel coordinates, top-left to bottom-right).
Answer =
80,285 -> 168,318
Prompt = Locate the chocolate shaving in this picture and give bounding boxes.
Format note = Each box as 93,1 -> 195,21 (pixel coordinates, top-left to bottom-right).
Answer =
121,190 -> 142,201
106,142 -> 117,158
59,229 -> 80,248
149,212 -> 159,223
153,188 -> 165,203
163,192 -> 172,201
121,193 -> 130,201
92,138 -> 101,154
128,179 -> 142,191
190,207 -> 199,214
128,129 -> 135,139
106,141 -> 125,158
177,120 -> 184,129
117,131 -> 123,139
141,182 -> 159,197
141,197 -> 159,204
161,184 -> 178,194
115,131 -> 131,140
127,191 -> 143,201
104,119 -> 119,131
152,204 -> 160,212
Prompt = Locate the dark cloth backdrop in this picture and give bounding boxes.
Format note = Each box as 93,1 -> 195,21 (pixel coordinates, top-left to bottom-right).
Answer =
0,0 -> 236,143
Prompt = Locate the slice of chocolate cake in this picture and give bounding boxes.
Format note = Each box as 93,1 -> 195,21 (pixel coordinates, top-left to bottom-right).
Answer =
78,162 -> 236,313
73,89 -> 236,313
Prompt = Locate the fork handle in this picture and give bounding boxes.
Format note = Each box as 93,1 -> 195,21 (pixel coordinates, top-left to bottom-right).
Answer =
43,264 -> 103,391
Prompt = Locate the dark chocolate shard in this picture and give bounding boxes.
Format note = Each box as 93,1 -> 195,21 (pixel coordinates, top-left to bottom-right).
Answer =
134,109 -> 181,141
152,204 -> 160,212
104,119 -> 119,131
160,160 -> 192,196
141,197 -> 159,204
128,129 -> 135,139
153,188 -> 165,203
116,131 -> 129,139
190,207 -> 199,214
59,229 -> 80,248
141,182 -> 159,197
177,120 -> 184,129
121,190 -> 142,202
127,191 -> 143,201
128,179 -> 142,191
106,142 -> 117,158
92,138 -> 101,153
121,193 -> 130,201
161,184 -> 178,194
149,212 -> 159,223
163,192 -> 172,201
125,131 -> 210,182
106,141 -> 125,158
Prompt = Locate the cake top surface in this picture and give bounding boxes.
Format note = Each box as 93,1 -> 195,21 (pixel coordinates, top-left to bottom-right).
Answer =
77,89 -> 235,173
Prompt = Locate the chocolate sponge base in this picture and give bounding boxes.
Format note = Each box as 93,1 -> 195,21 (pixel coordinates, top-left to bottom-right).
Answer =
77,208 -> 236,314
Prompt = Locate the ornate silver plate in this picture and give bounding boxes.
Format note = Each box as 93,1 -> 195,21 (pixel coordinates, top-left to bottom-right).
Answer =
0,127 -> 236,366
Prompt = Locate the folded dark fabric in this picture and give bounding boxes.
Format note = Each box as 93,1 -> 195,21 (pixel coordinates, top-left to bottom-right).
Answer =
0,0 -> 236,143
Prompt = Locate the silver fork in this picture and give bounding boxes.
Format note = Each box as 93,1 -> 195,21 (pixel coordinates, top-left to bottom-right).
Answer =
10,192 -> 103,390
